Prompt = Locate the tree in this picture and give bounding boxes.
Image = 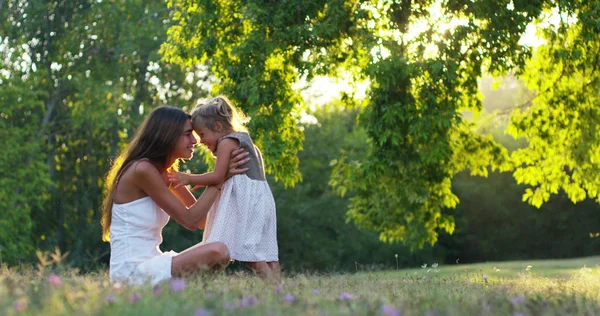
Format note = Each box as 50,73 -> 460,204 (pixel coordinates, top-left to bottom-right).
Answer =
161,0 -> 365,187
163,0 -> 580,248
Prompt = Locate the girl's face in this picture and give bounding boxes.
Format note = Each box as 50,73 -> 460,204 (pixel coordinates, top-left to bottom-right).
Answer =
195,123 -> 222,154
173,120 -> 198,159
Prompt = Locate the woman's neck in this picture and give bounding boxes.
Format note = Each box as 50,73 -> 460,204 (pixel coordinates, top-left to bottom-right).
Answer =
155,159 -> 170,173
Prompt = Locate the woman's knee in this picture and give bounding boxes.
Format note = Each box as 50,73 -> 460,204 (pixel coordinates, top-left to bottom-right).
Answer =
209,242 -> 229,261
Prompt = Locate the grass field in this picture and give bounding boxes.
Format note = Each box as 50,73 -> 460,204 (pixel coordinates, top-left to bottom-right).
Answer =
2,256 -> 600,315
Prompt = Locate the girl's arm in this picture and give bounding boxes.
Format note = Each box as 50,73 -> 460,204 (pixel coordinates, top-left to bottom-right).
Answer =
133,160 -> 219,231
167,145 -> 249,229
169,138 -> 239,187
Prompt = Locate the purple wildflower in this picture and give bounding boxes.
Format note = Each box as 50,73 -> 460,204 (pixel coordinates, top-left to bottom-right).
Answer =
312,289 -> 320,295
483,275 -> 489,282
105,295 -> 117,304
223,302 -> 236,311
240,296 -> 258,308
47,274 -> 62,287
170,278 -> 187,292
195,307 -> 211,316
513,313 -> 526,316
275,285 -> 283,294
510,295 -> 525,305
381,304 -> 402,316
283,293 -> 296,304
153,286 -> 162,296
129,293 -> 141,303
14,300 -> 26,312
338,292 -> 355,301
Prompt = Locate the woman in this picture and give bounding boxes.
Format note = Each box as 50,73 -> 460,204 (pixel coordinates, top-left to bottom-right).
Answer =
101,106 -> 249,285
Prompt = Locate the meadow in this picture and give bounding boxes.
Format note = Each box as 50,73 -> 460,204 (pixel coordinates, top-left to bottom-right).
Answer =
2,255 -> 600,315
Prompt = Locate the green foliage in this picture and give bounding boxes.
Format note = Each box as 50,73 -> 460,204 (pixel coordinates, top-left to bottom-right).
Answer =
507,1 -> 600,207
1,0 -> 212,267
440,170 -> 600,263
273,101 -> 437,271
1,0 -> 598,268
437,116 -> 600,264
161,0 -> 367,187
0,42 -> 50,264
163,0 -> 595,248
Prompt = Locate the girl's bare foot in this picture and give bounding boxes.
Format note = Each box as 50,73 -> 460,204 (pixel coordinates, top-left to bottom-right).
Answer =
267,261 -> 281,284
247,261 -> 272,280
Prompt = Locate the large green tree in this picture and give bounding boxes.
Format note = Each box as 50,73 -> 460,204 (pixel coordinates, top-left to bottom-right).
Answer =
162,0 -> 599,248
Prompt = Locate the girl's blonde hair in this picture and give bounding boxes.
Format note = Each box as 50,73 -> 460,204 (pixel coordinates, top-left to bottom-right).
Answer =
191,96 -> 249,132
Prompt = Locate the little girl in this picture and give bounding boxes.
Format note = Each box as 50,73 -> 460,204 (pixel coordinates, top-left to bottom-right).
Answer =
168,96 -> 279,280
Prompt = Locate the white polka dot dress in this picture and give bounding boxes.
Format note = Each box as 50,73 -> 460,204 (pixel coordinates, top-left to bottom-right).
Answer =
200,132 -> 279,262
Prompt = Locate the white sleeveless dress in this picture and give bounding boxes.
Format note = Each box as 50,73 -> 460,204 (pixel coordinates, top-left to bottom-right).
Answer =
201,132 -> 279,262
109,196 -> 178,285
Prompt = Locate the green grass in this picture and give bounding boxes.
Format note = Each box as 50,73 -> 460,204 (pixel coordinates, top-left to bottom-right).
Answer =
391,256 -> 600,279
2,256 -> 600,315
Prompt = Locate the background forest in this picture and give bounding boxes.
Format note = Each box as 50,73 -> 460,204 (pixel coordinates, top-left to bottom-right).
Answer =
1,0 -> 599,272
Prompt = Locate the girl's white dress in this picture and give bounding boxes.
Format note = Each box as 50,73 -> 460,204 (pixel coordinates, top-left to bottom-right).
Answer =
201,132 -> 279,262
109,196 -> 177,285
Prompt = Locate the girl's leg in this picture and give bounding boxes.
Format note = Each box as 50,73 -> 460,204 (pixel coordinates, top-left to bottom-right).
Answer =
171,242 -> 229,277
267,261 -> 281,282
246,261 -> 272,279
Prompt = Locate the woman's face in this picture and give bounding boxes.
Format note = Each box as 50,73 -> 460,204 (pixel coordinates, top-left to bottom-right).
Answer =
173,120 -> 198,160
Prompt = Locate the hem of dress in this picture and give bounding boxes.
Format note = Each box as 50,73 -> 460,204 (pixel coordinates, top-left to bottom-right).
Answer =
229,253 -> 279,262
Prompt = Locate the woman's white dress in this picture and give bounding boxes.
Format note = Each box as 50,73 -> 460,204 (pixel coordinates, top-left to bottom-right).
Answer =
109,196 -> 177,285
201,132 -> 279,262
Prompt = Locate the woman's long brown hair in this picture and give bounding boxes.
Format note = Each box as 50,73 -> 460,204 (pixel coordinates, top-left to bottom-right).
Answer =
101,106 -> 190,242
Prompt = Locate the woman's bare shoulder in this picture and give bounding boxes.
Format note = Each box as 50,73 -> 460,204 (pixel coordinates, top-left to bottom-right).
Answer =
119,159 -> 160,182
131,159 -> 157,174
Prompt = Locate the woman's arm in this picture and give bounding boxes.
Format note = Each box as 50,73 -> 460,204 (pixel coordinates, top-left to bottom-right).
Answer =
134,161 -> 218,230
161,147 -> 251,229
171,185 -> 208,228
169,138 -> 240,187
170,185 -> 196,207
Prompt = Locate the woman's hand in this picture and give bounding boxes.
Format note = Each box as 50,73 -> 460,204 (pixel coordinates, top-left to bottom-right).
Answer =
190,148 -> 249,191
167,172 -> 191,189
226,147 -> 250,180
